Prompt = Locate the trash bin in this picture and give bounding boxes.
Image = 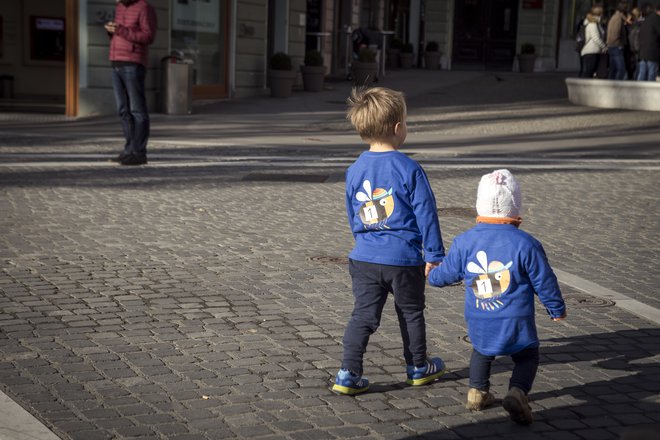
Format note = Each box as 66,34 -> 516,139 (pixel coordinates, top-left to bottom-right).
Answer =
161,56 -> 192,115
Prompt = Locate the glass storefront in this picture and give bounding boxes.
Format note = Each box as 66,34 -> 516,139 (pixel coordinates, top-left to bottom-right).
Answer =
171,0 -> 229,99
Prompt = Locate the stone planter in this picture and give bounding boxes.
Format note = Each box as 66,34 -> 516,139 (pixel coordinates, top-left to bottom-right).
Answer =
269,69 -> 296,98
300,65 -> 325,92
424,52 -> 440,70
518,54 -> 536,73
352,61 -> 378,85
387,49 -> 400,68
400,53 -> 413,69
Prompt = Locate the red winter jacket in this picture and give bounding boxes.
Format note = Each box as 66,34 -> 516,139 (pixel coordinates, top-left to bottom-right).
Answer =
109,0 -> 157,67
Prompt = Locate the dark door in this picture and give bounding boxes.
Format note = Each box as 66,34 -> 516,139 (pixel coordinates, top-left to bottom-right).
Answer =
452,0 -> 519,69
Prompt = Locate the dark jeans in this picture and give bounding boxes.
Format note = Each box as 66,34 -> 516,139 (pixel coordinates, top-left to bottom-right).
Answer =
607,47 -> 626,80
469,347 -> 540,395
112,64 -> 150,157
341,259 -> 427,376
637,60 -> 659,81
580,54 -> 601,78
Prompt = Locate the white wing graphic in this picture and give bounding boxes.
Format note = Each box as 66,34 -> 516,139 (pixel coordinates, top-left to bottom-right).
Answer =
362,180 -> 372,197
356,192 -> 370,202
476,251 -> 488,272
467,262 -> 486,274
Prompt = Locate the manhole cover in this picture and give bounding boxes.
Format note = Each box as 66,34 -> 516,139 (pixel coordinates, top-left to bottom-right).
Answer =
564,294 -> 615,308
438,207 -> 476,218
310,256 -> 349,264
243,173 -> 329,183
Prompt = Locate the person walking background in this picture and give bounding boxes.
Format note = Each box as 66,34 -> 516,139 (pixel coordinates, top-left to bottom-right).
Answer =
581,7 -> 608,78
637,2 -> 660,81
607,1 -> 630,80
105,0 -> 157,166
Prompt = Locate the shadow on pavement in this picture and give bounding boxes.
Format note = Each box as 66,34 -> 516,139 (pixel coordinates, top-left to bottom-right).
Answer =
399,328 -> 660,440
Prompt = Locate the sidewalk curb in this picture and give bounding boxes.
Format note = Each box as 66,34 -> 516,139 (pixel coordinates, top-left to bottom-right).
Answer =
555,269 -> 660,325
0,390 -> 61,440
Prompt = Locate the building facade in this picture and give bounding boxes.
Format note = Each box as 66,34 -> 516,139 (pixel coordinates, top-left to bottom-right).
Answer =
0,0 -> 623,117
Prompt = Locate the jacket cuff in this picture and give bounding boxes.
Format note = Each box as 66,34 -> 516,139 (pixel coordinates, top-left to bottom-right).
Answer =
547,305 -> 566,319
424,251 -> 445,264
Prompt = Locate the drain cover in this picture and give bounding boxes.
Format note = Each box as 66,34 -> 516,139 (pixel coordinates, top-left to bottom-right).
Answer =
438,207 -> 476,218
243,173 -> 329,183
310,256 -> 349,264
564,294 -> 615,308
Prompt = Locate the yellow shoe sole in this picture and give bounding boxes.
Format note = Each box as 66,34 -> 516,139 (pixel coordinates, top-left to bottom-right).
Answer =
332,383 -> 369,395
406,369 -> 447,386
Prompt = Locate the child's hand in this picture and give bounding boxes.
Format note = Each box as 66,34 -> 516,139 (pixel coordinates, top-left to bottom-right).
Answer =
552,312 -> 567,321
425,262 -> 440,277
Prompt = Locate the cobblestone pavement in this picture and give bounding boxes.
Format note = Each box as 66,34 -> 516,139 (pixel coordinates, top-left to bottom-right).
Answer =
1,72 -> 659,439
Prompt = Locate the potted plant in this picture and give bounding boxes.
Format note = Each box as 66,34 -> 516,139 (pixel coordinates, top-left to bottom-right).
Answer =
400,43 -> 414,69
387,38 -> 402,68
269,52 -> 296,98
300,50 -> 325,92
518,43 -> 536,73
424,41 -> 440,70
352,47 -> 378,85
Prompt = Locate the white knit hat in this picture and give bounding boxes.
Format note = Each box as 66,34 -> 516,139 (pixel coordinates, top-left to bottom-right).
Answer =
476,169 -> 521,218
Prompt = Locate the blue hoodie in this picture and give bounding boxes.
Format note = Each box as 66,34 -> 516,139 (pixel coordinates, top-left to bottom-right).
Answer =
428,223 -> 565,356
346,150 -> 445,266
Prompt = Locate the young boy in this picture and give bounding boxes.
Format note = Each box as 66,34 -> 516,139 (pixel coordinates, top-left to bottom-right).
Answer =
332,87 -> 446,395
428,169 -> 566,424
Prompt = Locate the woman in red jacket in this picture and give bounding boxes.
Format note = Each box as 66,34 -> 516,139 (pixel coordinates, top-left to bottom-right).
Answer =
105,0 -> 157,166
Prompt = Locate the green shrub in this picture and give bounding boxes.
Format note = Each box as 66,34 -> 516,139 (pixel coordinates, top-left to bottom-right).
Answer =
401,43 -> 414,53
270,52 -> 292,70
304,50 -> 324,67
520,43 -> 535,55
357,47 -> 376,63
425,41 -> 439,52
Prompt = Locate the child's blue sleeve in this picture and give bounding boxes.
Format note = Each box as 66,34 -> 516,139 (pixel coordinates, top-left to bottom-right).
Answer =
525,242 -> 566,318
345,180 -> 357,239
428,241 -> 463,287
411,167 -> 445,263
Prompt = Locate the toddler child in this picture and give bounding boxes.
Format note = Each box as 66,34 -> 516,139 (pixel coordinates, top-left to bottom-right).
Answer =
428,169 -> 566,424
332,87 -> 447,395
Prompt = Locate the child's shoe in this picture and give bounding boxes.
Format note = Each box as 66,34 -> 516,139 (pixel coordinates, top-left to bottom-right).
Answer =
503,387 -> 533,425
466,388 -> 495,411
332,369 -> 369,395
406,357 -> 447,386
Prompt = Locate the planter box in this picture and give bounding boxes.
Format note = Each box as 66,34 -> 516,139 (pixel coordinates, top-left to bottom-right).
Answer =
400,53 -> 413,69
518,54 -> 536,73
387,49 -> 400,68
269,70 -> 297,98
301,65 -> 325,92
424,52 -> 440,70
566,77 -> 660,111
352,61 -> 378,85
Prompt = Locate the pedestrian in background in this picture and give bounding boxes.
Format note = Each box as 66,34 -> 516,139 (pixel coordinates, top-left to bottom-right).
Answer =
637,2 -> 660,81
105,0 -> 157,166
581,6 -> 608,78
625,7 -> 642,79
428,170 -> 566,425
607,1 -> 630,80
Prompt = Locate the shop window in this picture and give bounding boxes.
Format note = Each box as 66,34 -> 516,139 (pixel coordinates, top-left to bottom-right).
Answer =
30,16 -> 65,62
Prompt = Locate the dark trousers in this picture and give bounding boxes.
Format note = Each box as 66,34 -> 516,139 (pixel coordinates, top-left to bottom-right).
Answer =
580,54 -> 601,78
112,64 -> 150,157
341,259 -> 427,376
469,347 -> 540,395
608,47 -> 626,80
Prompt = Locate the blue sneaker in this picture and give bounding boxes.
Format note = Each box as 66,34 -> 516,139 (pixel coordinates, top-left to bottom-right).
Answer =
332,369 -> 369,395
406,357 -> 447,386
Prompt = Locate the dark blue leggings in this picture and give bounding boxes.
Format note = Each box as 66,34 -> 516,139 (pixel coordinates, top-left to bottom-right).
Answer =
341,259 -> 427,376
469,346 -> 540,394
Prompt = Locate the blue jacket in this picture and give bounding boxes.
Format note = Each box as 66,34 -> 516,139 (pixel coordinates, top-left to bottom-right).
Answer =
346,151 -> 445,266
428,223 -> 565,356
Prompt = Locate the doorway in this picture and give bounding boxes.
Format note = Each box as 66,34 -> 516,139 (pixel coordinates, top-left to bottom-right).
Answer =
171,0 -> 230,99
452,0 -> 519,69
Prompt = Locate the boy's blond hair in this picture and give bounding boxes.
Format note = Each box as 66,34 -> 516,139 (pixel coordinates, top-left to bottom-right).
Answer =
346,87 -> 406,142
